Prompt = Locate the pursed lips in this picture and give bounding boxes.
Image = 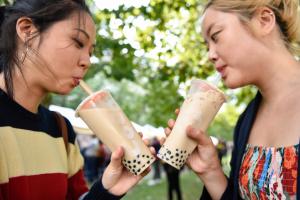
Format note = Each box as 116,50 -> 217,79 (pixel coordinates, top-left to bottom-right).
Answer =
72,77 -> 83,86
216,65 -> 227,78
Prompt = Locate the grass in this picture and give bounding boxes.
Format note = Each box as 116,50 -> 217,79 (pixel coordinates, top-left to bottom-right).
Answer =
123,168 -> 204,200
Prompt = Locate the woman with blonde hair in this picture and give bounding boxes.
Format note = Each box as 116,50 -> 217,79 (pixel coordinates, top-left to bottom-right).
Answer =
166,0 -> 300,199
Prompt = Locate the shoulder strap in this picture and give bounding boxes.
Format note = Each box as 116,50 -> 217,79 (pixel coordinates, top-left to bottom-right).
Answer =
53,111 -> 69,154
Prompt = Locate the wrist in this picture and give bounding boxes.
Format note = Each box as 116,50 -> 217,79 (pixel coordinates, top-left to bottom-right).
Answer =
198,167 -> 227,200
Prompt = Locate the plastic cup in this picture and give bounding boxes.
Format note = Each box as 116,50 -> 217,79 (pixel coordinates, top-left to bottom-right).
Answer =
75,90 -> 155,175
157,79 -> 226,169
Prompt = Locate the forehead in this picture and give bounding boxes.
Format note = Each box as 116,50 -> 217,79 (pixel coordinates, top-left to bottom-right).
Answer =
57,12 -> 96,41
201,8 -> 237,36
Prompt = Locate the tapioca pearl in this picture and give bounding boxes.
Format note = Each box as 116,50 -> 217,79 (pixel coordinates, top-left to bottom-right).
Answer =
133,160 -> 136,163
137,169 -> 141,173
127,160 -> 131,164
147,161 -> 150,164
137,161 -> 141,165
170,155 -> 174,159
137,154 -> 140,158
146,155 -> 150,158
142,155 -> 145,157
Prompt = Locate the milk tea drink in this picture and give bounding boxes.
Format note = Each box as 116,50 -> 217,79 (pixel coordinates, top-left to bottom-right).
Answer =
157,79 -> 226,169
75,90 -> 155,175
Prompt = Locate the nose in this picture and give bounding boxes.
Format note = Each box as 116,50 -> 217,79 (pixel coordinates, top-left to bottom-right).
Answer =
208,46 -> 218,63
79,53 -> 91,69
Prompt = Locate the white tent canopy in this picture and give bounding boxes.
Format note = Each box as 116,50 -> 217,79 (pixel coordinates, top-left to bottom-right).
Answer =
49,105 -> 165,139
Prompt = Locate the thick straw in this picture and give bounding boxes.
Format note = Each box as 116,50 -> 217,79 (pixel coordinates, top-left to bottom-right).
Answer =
79,80 -> 93,95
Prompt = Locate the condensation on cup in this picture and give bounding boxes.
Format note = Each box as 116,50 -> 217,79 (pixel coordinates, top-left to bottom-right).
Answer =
75,90 -> 155,175
157,79 -> 226,169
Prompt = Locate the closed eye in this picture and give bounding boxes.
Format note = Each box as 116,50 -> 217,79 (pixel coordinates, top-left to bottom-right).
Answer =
211,30 -> 221,42
73,38 -> 84,48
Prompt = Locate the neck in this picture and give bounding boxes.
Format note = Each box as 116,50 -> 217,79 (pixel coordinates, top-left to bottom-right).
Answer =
0,71 -> 46,113
255,50 -> 300,105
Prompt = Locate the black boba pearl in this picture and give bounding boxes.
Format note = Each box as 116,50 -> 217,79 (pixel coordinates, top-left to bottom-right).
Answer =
167,150 -> 171,154
137,161 -> 141,164
147,161 -> 150,164
133,160 -> 136,163
170,156 -> 174,159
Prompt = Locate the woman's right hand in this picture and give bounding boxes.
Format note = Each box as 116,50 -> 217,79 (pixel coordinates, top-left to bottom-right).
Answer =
164,109 -> 222,179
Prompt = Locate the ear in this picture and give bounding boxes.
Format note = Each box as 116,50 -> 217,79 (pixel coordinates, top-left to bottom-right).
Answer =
16,17 -> 38,43
251,7 -> 276,37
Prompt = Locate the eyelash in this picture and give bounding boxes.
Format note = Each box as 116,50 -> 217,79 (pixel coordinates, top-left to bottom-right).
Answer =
211,31 -> 221,42
73,38 -> 84,48
73,38 -> 93,57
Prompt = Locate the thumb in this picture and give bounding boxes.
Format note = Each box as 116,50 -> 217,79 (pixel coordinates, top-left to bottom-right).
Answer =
102,146 -> 124,189
186,125 -> 212,146
109,146 -> 124,172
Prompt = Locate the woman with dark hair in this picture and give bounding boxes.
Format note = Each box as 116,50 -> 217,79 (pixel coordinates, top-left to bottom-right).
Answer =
0,1 -> 151,199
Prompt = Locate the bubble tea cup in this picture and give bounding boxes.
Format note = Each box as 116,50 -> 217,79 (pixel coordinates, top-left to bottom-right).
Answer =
157,79 -> 226,169
75,90 -> 155,175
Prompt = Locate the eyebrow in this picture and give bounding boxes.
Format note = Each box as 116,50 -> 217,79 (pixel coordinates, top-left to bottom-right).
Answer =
74,28 -> 96,48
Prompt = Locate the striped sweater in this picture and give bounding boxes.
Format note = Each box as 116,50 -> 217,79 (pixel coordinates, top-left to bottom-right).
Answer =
0,89 -> 120,200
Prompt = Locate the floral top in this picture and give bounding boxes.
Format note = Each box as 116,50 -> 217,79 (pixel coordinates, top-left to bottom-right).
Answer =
239,144 -> 299,200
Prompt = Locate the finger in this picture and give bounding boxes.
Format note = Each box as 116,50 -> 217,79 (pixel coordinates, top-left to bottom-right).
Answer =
167,119 -> 175,128
149,146 -> 156,155
164,127 -> 171,136
175,108 -> 180,115
140,165 -> 151,177
109,146 -> 124,171
143,138 -> 150,146
138,132 -> 143,138
159,137 -> 166,146
186,126 -> 212,145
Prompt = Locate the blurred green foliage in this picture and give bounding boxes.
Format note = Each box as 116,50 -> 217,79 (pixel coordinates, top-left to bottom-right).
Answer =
1,0 -> 260,140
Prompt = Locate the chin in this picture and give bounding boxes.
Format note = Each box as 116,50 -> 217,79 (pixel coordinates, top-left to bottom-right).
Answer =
223,78 -> 244,89
57,87 -> 73,95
